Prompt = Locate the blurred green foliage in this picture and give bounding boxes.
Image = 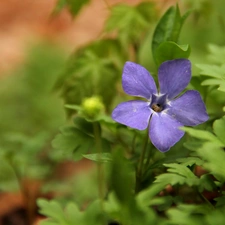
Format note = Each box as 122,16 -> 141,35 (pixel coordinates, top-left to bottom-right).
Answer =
1,0 -> 225,224
39,0 -> 225,224
0,43 -> 66,191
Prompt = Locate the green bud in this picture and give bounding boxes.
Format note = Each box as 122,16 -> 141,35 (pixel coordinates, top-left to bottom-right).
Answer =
81,96 -> 105,120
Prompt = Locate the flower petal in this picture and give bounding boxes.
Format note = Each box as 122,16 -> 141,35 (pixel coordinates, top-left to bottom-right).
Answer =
112,100 -> 152,130
166,90 -> 208,126
122,62 -> 157,99
149,113 -> 184,152
158,59 -> 191,99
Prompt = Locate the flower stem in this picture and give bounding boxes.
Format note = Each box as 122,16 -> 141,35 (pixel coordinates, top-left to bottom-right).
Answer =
7,159 -> 32,224
135,130 -> 149,193
93,122 -> 104,209
145,142 -> 153,169
198,190 -> 214,209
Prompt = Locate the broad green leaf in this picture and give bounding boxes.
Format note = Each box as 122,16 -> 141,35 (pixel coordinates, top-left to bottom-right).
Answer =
205,206 -> 225,225
154,41 -> 191,65
198,174 -> 217,192
51,126 -> 94,161
83,153 -> 112,163
152,5 -> 190,57
110,151 -> 134,204
213,116 -> 225,145
215,195 -> 225,207
73,117 -> 94,135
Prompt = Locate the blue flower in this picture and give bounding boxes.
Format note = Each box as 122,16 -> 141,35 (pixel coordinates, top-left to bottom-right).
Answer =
112,59 -> 208,152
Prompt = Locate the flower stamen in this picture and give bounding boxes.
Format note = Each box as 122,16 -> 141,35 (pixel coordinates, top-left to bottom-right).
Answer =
151,103 -> 162,112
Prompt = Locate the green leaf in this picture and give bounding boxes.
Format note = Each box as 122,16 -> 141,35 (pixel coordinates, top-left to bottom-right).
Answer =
207,44 -> 225,65
82,200 -> 106,225
56,40 -> 120,116
40,221 -> 59,225
136,183 -> 166,207
218,83 -> 225,92
213,116 -> 225,145
149,196 -> 174,211
197,142 -> 225,182
52,0 -> 66,15
199,174 -> 217,192
167,204 -> 210,225
52,0 -> 90,16
110,150 -> 134,204
65,104 -> 81,111
183,140 -> 204,151
215,194 -> 225,207
201,78 -> 223,86
152,5 -> 190,57
73,117 -> 94,135
196,63 -> 225,92
37,199 -> 66,224
83,153 -> 112,163
51,126 -> 94,161
105,2 -> 155,44
154,163 -> 199,186
181,127 -> 222,145
38,199 -> 85,225
205,206 -> 225,225
154,41 -> 191,65
66,0 -> 90,16
65,203 -> 83,224
196,64 -> 225,79
176,157 -> 203,166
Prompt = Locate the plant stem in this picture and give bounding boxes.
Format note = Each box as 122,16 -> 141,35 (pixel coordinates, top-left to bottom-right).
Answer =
131,133 -> 137,155
198,191 -> 214,209
7,160 -> 32,225
145,142 -> 153,169
135,130 -> 149,193
93,122 -> 104,208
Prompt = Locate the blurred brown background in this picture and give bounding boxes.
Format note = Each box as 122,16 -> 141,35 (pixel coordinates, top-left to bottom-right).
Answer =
0,0 -> 175,75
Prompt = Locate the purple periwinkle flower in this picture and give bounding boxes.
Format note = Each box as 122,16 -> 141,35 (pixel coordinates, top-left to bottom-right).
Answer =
112,59 -> 208,152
